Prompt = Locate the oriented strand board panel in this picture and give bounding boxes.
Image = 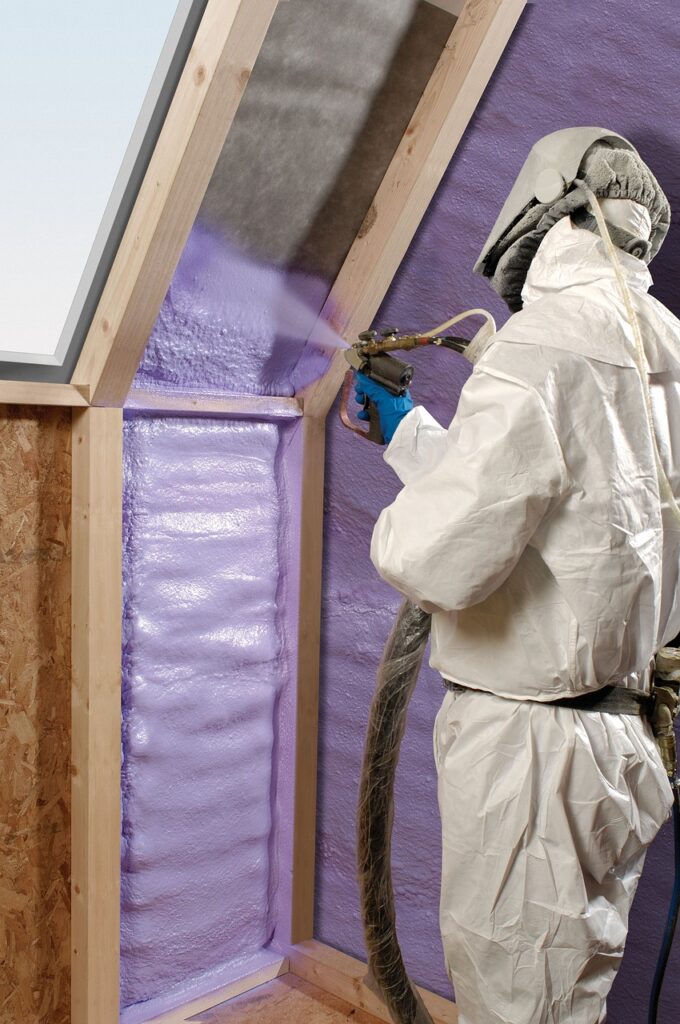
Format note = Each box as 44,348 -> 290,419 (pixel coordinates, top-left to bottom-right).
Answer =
0,406 -> 71,1024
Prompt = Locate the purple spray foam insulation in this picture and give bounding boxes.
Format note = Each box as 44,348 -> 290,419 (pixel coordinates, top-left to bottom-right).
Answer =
120,414 -> 297,1015
316,0 -> 680,1017
133,223 -> 339,398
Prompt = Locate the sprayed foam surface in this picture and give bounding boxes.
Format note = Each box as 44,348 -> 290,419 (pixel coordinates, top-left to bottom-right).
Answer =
133,0 -> 452,397
121,415 -> 285,1010
316,0 -> 680,1016
134,225 -> 335,397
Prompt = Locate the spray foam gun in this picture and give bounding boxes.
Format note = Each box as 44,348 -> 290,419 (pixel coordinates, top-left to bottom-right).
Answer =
340,309 -> 496,444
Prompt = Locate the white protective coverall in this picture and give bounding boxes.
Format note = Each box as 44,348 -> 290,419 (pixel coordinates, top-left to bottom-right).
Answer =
370,210 -> 678,1024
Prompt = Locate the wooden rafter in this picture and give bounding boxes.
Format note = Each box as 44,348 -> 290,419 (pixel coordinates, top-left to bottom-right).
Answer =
290,0 -> 528,942
72,0 -> 280,408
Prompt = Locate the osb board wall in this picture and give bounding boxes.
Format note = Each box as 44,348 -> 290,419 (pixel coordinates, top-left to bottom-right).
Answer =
0,406 -> 71,1024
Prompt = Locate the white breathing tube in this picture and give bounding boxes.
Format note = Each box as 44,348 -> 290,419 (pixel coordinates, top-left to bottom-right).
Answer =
422,307 -> 497,365
577,182 -> 680,528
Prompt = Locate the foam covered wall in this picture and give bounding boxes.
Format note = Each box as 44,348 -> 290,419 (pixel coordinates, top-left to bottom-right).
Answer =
316,1 -> 680,1021
120,415 -> 296,1018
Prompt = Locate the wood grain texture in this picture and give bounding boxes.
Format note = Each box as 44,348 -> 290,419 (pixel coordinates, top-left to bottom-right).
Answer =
300,0 -> 527,420
73,0 -> 280,407
288,942 -> 458,1024
0,406 -> 72,1024
125,387 -> 302,419
192,974 -> 381,1023
291,415 -> 325,943
0,383 -> 89,408
71,407 -> 123,1024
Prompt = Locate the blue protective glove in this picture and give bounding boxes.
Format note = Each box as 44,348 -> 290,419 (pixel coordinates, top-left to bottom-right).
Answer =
354,371 -> 414,444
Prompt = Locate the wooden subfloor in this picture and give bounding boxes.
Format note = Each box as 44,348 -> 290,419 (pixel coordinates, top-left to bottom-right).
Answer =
189,974 -> 381,1023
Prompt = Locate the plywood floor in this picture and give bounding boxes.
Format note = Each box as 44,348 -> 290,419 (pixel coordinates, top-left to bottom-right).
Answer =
189,974 -> 381,1023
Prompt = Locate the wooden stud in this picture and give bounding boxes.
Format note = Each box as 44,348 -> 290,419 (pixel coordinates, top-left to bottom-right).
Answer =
73,0 -> 280,407
0,382 -> 89,407
290,414 -> 326,943
288,941 -> 458,1024
300,0 -> 528,420
125,387 -> 302,419
71,407 -> 123,1024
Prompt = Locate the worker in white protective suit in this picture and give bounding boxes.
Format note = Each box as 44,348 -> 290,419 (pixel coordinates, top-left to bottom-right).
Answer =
367,128 -> 680,1024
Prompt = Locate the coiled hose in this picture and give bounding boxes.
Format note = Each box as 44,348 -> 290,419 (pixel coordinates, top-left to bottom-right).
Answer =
357,599 -> 434,1024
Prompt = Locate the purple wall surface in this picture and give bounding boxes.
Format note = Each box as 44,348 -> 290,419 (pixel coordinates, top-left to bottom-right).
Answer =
133,225 -> 336,399
316,1 -> 680,1022
120,414 -> 300,1019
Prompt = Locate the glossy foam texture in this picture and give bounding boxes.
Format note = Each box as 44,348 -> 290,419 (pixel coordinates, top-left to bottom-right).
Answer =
121,415 -> 283,1009
316,0 -> 680,1016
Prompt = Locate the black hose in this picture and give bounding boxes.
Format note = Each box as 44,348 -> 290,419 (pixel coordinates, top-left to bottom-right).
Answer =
648,778 -> 680,1024
357,600 -> 435,1024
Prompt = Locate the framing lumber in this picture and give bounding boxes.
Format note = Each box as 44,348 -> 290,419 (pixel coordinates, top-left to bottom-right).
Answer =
0,381 -> 89,407
141,956 -> 290,1024
290,414 -> 326,943
290,0 -> 527,942
126,387 -> 302,419
288,941 -> 458,1024
301,0 -> 527,420
72,0 -> 280,407
71,407 -> 123,1024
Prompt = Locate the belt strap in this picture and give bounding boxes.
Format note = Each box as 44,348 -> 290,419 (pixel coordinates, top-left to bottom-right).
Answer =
442,679 -> 651,716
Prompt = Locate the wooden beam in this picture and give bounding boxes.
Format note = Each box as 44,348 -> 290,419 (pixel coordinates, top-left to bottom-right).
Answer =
140,956 -> 290,1024
0,381 -> 89,407
288,941 -> 458,1024
300,0 -> 527,420
290,414 -> 325,943
126,387 -> 302,419
71,407 -> 123,1024
73,0 -> 280,407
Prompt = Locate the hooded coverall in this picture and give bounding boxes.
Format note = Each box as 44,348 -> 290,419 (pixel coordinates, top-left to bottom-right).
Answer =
370,214 -> 678,1024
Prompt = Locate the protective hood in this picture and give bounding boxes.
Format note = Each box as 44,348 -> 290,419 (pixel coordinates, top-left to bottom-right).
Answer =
474,127 -> 671,312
